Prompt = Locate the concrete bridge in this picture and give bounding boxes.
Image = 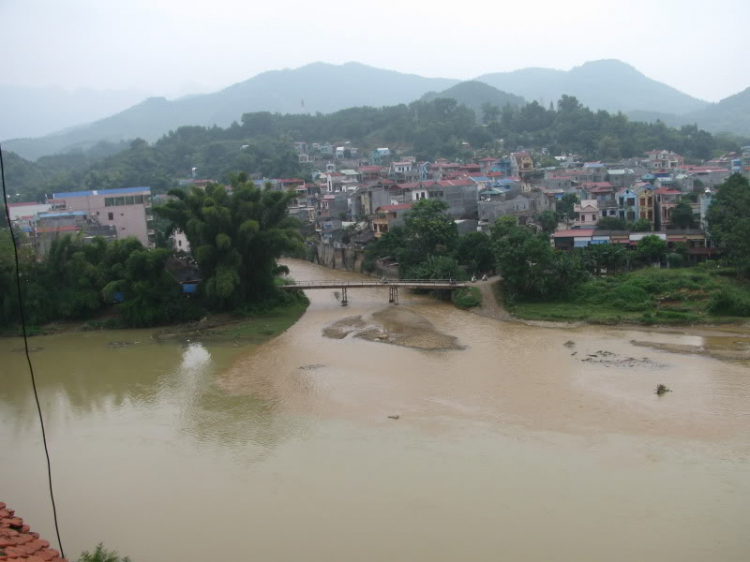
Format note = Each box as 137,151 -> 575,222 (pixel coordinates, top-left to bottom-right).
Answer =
282,279 -> 468,305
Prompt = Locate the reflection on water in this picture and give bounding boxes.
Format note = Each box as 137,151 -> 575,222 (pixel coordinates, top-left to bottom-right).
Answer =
1,259 -> 750,562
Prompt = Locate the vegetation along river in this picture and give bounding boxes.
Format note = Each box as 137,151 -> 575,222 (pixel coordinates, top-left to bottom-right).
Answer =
1,259 -> 749,562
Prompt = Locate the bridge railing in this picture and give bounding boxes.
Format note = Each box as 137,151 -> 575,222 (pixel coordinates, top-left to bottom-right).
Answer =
285,279 -> 462,287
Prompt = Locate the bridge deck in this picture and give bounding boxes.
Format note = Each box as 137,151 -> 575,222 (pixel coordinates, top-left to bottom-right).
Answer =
283,280 -> 467,290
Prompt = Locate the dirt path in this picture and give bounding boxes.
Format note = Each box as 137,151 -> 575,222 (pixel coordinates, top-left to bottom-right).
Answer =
469,276 -> 514,322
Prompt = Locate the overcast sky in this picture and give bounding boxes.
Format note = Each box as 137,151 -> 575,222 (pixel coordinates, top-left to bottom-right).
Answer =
2,0 -> 749,102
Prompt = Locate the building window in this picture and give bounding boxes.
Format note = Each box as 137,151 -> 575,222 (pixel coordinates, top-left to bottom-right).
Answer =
108,212 -> 114,220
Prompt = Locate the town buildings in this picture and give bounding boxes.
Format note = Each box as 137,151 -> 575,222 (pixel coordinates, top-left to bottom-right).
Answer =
8,186 -> 154,256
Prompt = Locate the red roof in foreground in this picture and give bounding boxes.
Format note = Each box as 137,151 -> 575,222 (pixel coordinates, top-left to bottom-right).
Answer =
0,502 -> 66,561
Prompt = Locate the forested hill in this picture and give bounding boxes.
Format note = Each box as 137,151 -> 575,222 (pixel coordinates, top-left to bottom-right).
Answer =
4,63 -> 458,160
475,60 -> 709,115
421,82 -> 525,120
4,95 -> 745,202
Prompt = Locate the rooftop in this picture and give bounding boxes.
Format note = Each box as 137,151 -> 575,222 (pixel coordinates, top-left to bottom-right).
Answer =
52,186 -> 151,199
553,229 -> 596,238
0,502 -> 66,561
377,203 -> 413,212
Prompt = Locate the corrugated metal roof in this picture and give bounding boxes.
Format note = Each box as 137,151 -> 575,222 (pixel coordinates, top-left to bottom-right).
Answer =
53,186 -> 151,199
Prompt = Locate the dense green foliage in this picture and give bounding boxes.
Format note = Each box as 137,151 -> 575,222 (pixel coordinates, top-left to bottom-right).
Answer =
556,193 -> 579,221
671,201 -> 697,228
155,178 -> 302,309
0,231 -> 201,330
706,174 -> 750,273
451,286 -> 482,309
537,210 -> 558,234
364,199 -> 459,273
510,266 -> 750,324
631,218 -> 653,232
6,95 -> 745,203
455,232 -> 494,274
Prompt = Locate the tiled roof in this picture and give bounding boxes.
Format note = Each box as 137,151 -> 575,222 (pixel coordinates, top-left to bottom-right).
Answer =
378,203 -> 413,211
0,502 -> 66,561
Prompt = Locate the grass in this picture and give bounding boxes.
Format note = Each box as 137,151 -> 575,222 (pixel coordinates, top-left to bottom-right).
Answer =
217,299 -> 309,341
508,267 -> 750,326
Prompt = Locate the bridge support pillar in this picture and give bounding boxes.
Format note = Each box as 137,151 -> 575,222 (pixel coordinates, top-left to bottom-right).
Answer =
341,287 -> 348,306
389,286 -> 399,305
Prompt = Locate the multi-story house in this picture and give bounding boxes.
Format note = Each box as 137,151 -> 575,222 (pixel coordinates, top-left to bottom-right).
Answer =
51,186 -> 154,247
654,187 -> 682,227
574,199 -> 600,227
510,151 -> 534,176
616,188 -> 638,222
635,184 -> 656,225
644,150 -> 684,171
372,203 -> 412,237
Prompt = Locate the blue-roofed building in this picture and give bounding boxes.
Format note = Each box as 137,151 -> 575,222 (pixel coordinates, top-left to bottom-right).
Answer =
50,186 -> 154,247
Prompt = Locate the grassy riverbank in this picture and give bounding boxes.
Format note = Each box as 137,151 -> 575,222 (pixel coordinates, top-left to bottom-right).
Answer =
1,295 -> 310,341
505,267 -> 750,326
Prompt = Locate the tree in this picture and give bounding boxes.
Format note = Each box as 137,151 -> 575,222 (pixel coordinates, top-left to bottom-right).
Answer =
491,219 -> 566,299
537,210 -> 558,234
671,201 -> 697,228
398,199 -> 458,268
455,232 -> 494,274
155,180 -> 302,308
597,216 -> 628,231
631,218 -> 653,232
556,193 -> 579,222
407,255 -> 462,281
636,235 -> 667,264
706,174 -> 750,273
78,543 -> 131,562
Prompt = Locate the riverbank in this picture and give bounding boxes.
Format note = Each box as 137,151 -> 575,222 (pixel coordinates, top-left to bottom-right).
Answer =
1,298 -> 310,343
500,267 -> 750,327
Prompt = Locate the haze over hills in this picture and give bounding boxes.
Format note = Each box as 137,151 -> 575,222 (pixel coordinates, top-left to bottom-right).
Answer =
421,81 -> 525,118
0,84 -> 149,140
4,62 -> 459,160
476,60 -> 710,115
4,59 -> 748,161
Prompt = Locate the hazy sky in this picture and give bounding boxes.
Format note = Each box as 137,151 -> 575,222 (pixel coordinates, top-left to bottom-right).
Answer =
2,0 -> 749,102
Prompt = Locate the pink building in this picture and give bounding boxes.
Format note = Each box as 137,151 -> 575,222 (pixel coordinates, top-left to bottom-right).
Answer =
51,186 -> 154,247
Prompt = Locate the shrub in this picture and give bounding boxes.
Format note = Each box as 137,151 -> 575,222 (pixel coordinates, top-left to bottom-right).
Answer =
78,543 -> 131,562
667,253 -> 684,268
610,284 -> 651,305
708,287 -> 750,316
452,287 -> 482,309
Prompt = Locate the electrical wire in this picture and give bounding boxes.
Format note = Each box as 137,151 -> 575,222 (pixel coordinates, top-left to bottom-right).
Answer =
0,143 -> 65,559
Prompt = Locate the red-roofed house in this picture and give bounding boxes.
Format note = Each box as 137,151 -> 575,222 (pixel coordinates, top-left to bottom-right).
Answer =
359,165 -> 385,182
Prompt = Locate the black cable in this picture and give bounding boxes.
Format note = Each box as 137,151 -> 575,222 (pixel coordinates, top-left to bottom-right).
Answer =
0,143 -> 65,559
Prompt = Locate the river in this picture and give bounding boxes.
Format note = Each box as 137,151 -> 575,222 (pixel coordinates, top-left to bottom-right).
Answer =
1,259 -> 749,561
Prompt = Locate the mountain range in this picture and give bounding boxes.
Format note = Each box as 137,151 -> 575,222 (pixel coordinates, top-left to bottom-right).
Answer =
0,84 -> 149,141
3,60 -> 748,161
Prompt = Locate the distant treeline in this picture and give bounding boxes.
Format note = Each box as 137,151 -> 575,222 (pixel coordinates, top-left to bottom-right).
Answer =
4,96 -> 747,202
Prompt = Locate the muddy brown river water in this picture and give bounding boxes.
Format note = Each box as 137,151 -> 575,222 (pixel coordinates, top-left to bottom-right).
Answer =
1,259 -> 749,561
